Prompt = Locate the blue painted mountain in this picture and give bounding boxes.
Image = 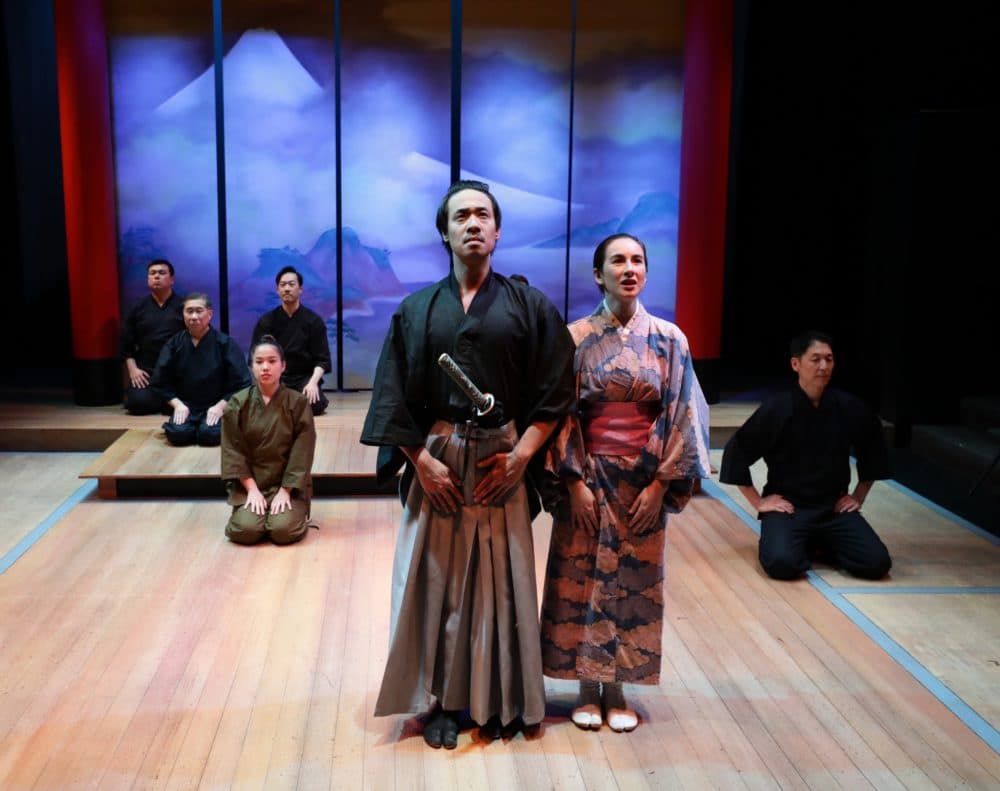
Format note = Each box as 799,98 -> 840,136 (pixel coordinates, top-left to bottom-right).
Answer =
246,225 -> 408,311
619,191 -> 680,237
532,191 -> 679,250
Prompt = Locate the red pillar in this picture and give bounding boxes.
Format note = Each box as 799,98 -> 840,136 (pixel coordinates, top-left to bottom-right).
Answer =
54,0 -> 121,405
675,0 -> 733,402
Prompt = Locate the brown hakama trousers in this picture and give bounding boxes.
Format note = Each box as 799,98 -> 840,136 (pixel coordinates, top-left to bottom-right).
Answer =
374,420 -> 545,727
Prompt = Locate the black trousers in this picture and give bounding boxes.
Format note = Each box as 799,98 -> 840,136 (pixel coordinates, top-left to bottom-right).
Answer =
162,409 -> 221,446
124,382 -> 166,415
759,504 -> 891,581
283,373 -> 328,416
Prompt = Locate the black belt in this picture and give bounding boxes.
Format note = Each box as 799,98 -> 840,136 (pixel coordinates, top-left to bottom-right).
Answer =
436,408 -> 507,429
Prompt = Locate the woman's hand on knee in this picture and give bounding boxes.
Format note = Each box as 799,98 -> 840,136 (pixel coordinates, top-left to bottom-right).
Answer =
270,487 -> 292,514
244,489 -> 267,515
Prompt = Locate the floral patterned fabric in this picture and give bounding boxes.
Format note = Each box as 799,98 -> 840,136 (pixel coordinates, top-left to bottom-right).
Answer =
540,301 -> 711,683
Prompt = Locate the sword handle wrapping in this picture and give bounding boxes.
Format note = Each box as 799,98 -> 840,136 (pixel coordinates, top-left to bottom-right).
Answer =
437,353 -> 495,416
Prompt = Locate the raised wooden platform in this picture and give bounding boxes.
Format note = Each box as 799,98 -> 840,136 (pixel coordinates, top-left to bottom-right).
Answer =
0,393 -> 756,450
79,425 -> 390,498
2,392 -> 760,498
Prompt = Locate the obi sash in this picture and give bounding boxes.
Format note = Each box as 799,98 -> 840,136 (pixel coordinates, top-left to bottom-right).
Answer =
582,400 -> 660,456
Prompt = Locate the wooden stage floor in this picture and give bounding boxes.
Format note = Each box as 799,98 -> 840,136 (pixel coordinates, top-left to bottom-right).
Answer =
0,394 -> 998,789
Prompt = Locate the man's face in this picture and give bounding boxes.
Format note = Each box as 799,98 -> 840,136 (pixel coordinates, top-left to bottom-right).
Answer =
183,299 -> 213,339
442,189 -> 500,260
791,341 -> 834,391
147,264 -> 174,294
277,273 -> 303,307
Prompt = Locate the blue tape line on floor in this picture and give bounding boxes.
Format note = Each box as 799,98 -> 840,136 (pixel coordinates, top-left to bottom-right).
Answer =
0,479 -> 98,575
701,477 -> 1000,754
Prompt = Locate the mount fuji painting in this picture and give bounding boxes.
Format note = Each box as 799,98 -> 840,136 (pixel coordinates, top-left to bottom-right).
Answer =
111,26 -> 683,387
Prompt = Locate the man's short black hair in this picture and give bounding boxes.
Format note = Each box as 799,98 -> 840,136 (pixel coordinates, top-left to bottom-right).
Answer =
183,292 -> 213,310
148,258 -> 174,277
276,265 -> 303,287
790,329 -> 834,358
435,180 -> 502,252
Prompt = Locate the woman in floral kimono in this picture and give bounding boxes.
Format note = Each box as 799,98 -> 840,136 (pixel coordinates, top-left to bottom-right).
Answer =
540,234 -> 711,732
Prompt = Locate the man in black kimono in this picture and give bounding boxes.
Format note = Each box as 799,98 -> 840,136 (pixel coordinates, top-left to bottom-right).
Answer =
149,293 -> 251,447
361,180 -> 575,748
720,330 -> 892,580
251,265 -> 332,416
120,259 -> 185,414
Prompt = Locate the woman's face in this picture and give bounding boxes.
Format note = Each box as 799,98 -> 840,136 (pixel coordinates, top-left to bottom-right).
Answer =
252,344 -> 286,389
594,237 -> 647,303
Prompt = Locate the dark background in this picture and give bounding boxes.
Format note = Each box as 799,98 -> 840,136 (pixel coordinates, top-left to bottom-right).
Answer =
723,3 -> 996,424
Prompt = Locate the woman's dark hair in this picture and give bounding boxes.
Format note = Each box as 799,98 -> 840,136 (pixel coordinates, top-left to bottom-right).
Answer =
251,334 -> 286,362
592,233 -> 648,291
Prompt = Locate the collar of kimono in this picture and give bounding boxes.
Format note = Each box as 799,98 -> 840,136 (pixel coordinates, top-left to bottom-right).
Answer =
600,297 -> 645,329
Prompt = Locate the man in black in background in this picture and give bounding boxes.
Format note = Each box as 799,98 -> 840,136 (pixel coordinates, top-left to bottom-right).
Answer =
149,293 -> 250,447
120,259 -> 184,414
720,329 -> 892,580
252,265 -> 332,416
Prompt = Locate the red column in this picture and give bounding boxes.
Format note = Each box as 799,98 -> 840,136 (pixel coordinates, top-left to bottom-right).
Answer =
54,0 -> 121,405
675,0 -> 733,401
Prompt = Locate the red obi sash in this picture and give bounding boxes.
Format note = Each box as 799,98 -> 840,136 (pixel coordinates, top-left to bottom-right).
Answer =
582,400 -> 660,456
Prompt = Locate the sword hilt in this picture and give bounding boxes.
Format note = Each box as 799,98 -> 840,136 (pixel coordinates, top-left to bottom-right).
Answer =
437,353 -> 496,416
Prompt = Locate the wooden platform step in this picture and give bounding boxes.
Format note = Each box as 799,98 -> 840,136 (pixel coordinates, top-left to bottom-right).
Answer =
79,426 -> 394,499
1,392 -> 760,453
7,392 -> 764,497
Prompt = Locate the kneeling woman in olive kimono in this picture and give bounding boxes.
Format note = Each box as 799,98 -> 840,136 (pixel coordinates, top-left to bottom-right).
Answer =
221,334 -> 316,545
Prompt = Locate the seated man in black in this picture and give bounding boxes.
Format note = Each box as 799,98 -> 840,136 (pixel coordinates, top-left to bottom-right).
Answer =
149,293 -> 251,447
719,330 -> 892,580
251,265 -> 332,416
120,259 -> 185,415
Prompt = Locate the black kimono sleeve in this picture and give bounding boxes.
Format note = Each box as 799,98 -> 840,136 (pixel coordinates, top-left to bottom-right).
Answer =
221,336 -> 252,401
846,393 -> 890,482
147,331 -> 184,406
719,396 -> 789,488
516,288 -> 576,429
307,312 -> 332,374
360,301 -> 433,486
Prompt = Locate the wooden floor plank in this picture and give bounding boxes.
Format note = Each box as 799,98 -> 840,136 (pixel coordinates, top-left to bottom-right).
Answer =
0,452 -> 97,559
677,513 -> 928,790
848,592 -> 1000,727
295,504 -> 359,790
1,472 -> 998,789
670,504 -> 903,789
685,498 -> 986,789
79,430 -> 150,478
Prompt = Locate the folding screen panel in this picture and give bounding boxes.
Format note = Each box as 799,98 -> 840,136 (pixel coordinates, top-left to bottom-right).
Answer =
218,4 -> 337,354
107,1 -> 220,309
339,1 -> 452,388
568,2 -> 685,323
106,1 -> 686,388
460,2 -> 573,314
